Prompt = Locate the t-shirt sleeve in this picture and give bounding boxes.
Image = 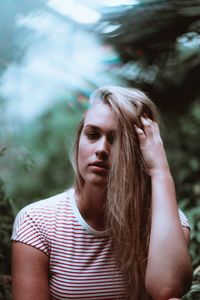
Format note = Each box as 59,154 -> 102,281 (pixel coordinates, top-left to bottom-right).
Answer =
11,204 -> 50,255
178,209 -> 190,229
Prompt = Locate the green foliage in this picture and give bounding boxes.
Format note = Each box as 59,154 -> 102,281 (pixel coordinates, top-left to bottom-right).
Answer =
183,266 -> 200,300
164,100 -> 200,266
0,178 -> 13,300
96,0 -> 200,110
163,100 -> 200,299
1,101 -> 84,210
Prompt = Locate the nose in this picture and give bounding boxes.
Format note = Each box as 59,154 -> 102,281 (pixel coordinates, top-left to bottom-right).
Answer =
95,137 -> 109,160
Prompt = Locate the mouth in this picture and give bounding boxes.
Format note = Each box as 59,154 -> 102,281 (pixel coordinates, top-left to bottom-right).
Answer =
89,161 -> 110,171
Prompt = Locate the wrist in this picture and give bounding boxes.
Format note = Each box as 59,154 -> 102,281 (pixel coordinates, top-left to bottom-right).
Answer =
149,167 -> 172,179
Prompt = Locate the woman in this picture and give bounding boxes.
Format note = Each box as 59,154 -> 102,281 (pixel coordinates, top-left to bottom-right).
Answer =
12,86 -> 192,300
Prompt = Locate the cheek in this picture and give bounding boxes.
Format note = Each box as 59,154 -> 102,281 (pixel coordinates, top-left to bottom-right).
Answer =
78,138 -> 92,169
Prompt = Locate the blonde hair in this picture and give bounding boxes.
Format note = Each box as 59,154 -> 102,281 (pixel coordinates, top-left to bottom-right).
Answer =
73,86 -> 159,299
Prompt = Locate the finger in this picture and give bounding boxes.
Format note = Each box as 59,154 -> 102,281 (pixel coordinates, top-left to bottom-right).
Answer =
141,117 -> 153,137
153,121 -> 160,132
152,121 -> 162,139
134,124 -> 145,141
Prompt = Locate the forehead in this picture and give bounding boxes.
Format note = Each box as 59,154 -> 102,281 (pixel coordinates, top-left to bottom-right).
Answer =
84,103 -> 117,130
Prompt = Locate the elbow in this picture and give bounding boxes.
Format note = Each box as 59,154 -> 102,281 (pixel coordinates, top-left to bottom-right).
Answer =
145,269 -> 193,300
145,286 -> 191,300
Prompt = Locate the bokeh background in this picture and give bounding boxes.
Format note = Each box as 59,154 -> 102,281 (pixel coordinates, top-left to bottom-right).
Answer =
0,0 -> 200,299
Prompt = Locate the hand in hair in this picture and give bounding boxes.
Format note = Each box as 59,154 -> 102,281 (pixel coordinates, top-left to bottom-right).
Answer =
134,117 -> 169,177
138,116 -> 193,299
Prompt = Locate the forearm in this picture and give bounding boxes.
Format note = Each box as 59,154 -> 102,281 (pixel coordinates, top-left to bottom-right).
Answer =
145,170 -> 192,299
134,117 -> 192,298
150,170 -> 185,244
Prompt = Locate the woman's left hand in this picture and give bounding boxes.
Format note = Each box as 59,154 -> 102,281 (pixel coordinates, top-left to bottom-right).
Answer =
134,117 -> 170,176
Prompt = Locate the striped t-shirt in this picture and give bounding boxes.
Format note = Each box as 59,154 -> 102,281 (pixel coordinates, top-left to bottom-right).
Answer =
11,189 -> 190,299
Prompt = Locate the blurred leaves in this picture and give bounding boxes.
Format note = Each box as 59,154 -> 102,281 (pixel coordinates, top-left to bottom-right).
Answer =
183,265 -> 200,300
0,100 -> 84,209
163,101 -> 200,299
93,0 -> 200,111
1,0 -> 200,299
0,179 -> 13,300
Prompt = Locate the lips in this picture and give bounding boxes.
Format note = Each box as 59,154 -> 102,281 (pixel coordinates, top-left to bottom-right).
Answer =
89,161 -> 110,170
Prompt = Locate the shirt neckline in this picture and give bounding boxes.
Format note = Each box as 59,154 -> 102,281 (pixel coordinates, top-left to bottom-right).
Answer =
67,188 -> 108,237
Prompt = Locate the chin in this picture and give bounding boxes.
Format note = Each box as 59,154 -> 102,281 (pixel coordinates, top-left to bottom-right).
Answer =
86,175 -> 108,187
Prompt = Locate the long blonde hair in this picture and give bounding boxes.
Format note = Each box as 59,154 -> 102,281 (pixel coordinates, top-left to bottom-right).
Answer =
72,86 -> 159,299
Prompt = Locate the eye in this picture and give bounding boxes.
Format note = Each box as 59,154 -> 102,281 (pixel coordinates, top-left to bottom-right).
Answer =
86,131 -> 100,140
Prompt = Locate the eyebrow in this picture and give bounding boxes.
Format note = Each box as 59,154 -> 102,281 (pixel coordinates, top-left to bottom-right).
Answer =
84,124 -> 116,133
85,125 -> 99,130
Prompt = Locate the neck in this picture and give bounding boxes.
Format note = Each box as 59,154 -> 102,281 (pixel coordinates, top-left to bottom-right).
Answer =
76,184 -> 107,231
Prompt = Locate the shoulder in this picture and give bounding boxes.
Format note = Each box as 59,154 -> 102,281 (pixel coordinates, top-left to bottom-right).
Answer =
16,188 -> 73,218
11,188 -> 74,240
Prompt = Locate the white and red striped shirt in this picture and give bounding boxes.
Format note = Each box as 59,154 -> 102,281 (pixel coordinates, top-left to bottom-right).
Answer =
11,189 -> 190,299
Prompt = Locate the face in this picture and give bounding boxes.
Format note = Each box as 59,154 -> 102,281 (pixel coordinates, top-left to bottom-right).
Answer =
78,103 -> 117,188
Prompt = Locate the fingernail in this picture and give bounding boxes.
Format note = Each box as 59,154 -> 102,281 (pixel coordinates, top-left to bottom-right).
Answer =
141,116 -> 147,121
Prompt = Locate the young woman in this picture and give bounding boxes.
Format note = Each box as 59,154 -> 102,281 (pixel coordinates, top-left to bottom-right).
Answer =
12,86 -> 192,300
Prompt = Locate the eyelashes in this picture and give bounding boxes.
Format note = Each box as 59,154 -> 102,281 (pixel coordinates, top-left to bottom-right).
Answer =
85,130 -> 116,145
86,131 -> 100,140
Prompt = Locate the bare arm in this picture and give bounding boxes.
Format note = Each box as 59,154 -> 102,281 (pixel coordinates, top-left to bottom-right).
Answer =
146,172 -> 192,299
134,117 -> 193,300
12,241 -> 49,300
